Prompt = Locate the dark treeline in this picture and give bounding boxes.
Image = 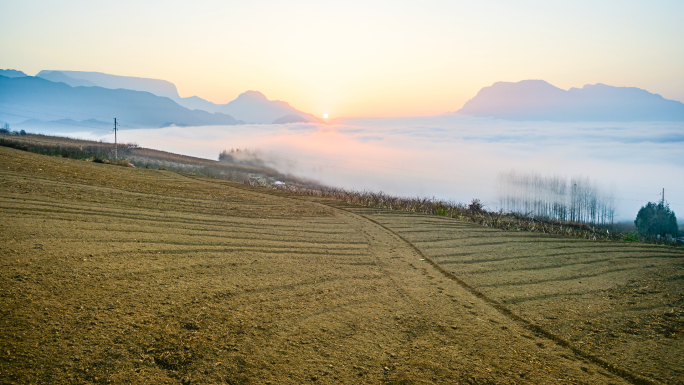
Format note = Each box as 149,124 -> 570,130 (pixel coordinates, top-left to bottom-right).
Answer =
498,171 -> 615,226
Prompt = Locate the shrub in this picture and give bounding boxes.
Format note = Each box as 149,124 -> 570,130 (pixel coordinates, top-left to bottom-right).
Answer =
468,199 -> 484,215
622,233 -> 640,242
0,138 -> 29,151
113,159 -> 133,167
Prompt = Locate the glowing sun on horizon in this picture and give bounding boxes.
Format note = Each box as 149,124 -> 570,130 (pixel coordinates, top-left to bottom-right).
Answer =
323,113 -> 329,119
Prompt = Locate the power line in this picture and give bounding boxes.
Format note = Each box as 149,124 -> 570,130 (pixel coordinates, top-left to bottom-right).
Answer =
114,118 -> 118,161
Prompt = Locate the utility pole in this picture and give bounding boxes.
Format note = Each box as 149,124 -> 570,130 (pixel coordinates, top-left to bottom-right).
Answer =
114,118 -> 118,161
662,188 -> 665,205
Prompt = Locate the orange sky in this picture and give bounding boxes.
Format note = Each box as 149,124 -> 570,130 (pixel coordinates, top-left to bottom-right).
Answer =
2,1 -> 683,118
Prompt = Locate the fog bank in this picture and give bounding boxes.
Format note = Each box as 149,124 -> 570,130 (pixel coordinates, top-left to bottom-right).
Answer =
42,115 -> 684,221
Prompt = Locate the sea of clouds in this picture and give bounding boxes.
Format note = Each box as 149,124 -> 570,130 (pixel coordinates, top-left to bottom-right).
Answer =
46,115 -> 684,221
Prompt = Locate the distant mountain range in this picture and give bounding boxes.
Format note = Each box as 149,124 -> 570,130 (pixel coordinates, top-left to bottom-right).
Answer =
176,95 -> 223,114
454,80 -> 684,121
218,91 -> 323,124
29,70 -> 321,124
37,70 -> 181,100
0,75 -> 241,128
4,68 -> 683,129
37,71 -> 96,87
0,69 -> 28,78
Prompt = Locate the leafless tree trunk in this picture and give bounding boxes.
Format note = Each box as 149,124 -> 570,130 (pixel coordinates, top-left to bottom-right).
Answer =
498,171 -> 615,226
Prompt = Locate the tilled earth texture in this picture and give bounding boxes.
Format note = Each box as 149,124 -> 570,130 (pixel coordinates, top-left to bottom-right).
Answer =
1,146 -> 682,385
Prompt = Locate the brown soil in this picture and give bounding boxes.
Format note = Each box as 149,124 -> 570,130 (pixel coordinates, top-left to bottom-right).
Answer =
0,146 -> 681,384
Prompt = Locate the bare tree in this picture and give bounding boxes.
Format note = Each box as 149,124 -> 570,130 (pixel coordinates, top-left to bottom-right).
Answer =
498,171 -> 615,226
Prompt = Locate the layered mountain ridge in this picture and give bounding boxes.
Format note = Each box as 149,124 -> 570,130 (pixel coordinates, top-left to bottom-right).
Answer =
0,75 -> 241,129
33,70 -> 320,124
4,68 -> 683,130
218,91 -> 323,124
454,80 -> 684,121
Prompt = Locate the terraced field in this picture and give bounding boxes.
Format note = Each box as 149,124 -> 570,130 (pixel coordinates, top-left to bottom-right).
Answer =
357,211 -> 684,384
0,146 -> 682,384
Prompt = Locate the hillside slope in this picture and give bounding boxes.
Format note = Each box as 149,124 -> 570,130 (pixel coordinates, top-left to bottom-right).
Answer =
1,147 -> 680,384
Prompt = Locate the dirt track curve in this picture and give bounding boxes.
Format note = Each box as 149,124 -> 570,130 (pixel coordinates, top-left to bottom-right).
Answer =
1,146 -> 682,384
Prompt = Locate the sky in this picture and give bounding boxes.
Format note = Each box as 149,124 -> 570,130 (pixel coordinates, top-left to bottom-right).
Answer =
2,0 -> 684,118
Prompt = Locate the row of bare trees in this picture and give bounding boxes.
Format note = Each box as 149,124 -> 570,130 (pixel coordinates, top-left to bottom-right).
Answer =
497,171 -> 615,226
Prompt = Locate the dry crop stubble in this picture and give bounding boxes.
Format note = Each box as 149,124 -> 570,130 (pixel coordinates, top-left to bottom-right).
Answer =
360,210 -> 684,384
0,146 -> 668,384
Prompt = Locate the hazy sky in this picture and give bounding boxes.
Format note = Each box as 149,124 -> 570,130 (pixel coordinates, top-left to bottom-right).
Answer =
2,0 -> 683,117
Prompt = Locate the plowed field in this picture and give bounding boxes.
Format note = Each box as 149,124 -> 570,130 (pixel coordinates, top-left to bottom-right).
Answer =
1,146 -> 682,384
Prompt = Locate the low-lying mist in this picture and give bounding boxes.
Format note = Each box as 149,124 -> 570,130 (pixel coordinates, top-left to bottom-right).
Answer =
41,115 -> 684,221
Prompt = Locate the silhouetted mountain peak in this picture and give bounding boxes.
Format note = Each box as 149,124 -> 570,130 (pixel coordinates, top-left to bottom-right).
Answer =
456,80 -> 684,121
495,79 -> 553,88
238,90 -> 268,100
471,80 -> 564,100
219,91 -> 321,124
0,69 -> 28,78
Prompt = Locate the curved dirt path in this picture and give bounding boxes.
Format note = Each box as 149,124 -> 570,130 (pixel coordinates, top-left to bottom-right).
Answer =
329,205 -> 683,385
